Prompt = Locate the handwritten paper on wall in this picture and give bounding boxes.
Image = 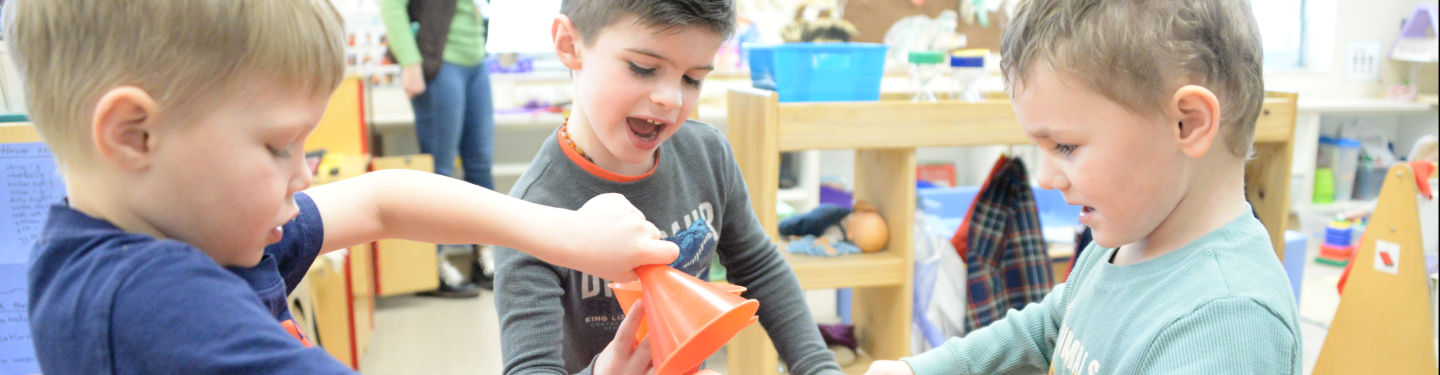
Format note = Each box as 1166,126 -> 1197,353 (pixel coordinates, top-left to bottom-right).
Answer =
1,142 -> 64,375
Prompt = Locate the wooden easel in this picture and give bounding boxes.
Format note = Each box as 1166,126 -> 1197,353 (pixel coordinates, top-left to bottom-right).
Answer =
1314,163 -> 1438,374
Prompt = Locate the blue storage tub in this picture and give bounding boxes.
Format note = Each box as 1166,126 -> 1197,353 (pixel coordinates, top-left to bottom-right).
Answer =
744,43 -> 887,102
1282,230 -> 1307,306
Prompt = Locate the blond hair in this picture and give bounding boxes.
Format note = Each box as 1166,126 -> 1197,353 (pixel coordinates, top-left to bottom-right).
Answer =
1001,0 -> 1264,157
6,0 -> 346,167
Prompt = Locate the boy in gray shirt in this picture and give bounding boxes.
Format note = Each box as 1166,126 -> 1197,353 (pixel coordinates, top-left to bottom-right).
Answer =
494,1 -> 843,375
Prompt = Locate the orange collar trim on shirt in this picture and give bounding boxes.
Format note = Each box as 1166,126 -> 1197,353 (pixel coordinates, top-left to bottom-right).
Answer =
556,128 -> 656,183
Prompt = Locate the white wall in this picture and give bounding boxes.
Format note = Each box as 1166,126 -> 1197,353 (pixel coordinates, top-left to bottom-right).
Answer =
1267,0 -> 1439,98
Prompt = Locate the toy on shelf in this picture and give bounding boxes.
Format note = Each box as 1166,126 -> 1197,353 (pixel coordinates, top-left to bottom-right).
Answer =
1316,219 -> 1358,267
779,16 -> 859,43
908,51 -> 947,102
950,49 -> 988,103
778,200 -> 891,256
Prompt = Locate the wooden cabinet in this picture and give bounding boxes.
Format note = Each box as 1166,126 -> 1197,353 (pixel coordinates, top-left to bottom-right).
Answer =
369,154 -> 442,296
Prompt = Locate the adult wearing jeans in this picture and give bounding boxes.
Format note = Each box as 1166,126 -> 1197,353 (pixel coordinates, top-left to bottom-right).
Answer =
383,0 -> 494,297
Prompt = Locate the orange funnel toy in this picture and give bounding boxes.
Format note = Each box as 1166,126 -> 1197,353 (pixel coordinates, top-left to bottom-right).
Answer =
633,265 -> 759,375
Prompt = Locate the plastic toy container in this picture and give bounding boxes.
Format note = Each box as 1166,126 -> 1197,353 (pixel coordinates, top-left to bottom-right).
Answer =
908,51 -> 947,102
1313,168 -> 1336,204
950,49 -> 987,102
1351,162 -> 1391,201
745,43 -> 888,102
1282,230 -> 1306,305
1317,137 -> 1362,201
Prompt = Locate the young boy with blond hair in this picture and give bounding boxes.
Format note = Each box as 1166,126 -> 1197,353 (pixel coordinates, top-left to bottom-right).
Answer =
867,0 -> 1302,374
493,1 -> 842,374
7,0 -> 678,373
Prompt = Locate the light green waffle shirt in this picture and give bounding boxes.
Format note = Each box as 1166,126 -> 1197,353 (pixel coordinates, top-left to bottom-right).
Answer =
380,0 -> 486,67
903,206 -> 1302,375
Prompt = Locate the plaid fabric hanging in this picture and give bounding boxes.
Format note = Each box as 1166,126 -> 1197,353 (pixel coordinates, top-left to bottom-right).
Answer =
952,156 -> 1054,333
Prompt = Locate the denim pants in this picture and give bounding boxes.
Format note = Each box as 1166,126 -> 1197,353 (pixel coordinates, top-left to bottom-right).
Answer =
410,61 -> 495,190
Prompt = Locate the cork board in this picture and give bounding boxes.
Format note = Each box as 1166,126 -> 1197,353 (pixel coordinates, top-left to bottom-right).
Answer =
841,0 -> 1006,51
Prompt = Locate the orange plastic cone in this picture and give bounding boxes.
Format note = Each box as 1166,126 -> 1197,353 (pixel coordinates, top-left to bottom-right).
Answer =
609,279 -> 752,342
633,265 -> 759,375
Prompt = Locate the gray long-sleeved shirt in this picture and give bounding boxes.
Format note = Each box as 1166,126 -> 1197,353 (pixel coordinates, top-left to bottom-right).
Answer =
494,121 -> 842,375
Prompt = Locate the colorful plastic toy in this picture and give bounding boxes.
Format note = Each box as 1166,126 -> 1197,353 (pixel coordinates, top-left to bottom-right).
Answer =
1316,219 -> 1357,266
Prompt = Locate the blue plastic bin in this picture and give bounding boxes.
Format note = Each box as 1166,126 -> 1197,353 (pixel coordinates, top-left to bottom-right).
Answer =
744,43 -> 887,102
1282,230 -> 1306,306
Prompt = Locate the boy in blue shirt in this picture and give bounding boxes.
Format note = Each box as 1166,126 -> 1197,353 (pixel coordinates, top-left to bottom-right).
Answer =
7,0 -> 678,373
867,0 -> 1303,374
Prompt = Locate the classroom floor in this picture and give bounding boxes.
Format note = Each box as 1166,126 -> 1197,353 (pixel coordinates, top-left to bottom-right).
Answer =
360,244 -> 1346,375
358,291 -> 732,375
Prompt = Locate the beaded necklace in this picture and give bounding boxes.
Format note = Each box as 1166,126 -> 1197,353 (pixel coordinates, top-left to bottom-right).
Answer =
558,118 -> 594,163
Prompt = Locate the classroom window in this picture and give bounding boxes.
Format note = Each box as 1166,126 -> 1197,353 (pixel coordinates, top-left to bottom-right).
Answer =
1254,0 -> 1307,70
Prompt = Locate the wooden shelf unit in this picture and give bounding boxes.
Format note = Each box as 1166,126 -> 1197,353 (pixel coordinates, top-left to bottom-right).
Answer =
723,87 -> 1296,375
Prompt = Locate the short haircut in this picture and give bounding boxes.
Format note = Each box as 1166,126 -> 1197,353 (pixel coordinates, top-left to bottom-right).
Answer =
1001,0 -> 1265,157
6,0 -> 346,167
561,0 -> 738,45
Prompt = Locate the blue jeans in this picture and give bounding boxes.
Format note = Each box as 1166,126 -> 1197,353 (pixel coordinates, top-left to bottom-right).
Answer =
410,61 -> 495,190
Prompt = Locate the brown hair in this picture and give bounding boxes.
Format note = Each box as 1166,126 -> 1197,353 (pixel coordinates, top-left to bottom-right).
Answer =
1001,0 -> 1265,157
561,0 -> 738,45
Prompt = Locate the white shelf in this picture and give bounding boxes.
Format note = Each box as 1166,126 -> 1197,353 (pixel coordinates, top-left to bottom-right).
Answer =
1297,98 -> 1439,114
777,150 -> 822,212
489,70 -> 573,84
776,187 -> 811,203
1298,199 -> 1372,215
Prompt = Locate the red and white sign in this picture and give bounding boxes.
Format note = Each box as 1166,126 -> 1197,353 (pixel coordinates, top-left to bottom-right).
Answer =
1374,239 -> 1401,275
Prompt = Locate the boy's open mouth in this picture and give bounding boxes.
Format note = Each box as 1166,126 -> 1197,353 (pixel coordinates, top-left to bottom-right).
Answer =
1078,205 -> 1097,225
626,116 -> 666,144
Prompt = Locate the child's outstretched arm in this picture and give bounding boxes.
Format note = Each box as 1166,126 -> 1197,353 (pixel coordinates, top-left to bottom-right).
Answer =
869,284 -> 1070,375
306,169 -> 679,282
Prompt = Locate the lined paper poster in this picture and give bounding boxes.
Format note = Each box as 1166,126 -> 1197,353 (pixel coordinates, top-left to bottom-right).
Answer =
1,142 -> 63,375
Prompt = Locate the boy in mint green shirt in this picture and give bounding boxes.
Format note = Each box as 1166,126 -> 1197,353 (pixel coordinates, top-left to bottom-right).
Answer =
867,0 -> 1302,374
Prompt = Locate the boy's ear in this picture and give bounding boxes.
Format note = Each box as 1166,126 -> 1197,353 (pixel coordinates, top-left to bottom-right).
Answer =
1170,85 -> 1221,159
91,86 -> 160,171
553,14 -> 583,70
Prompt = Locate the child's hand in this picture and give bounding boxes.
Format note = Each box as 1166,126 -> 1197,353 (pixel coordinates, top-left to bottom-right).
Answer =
567,193 -> 680,282
595,301 -> 654,375
864,360 -> 915,375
